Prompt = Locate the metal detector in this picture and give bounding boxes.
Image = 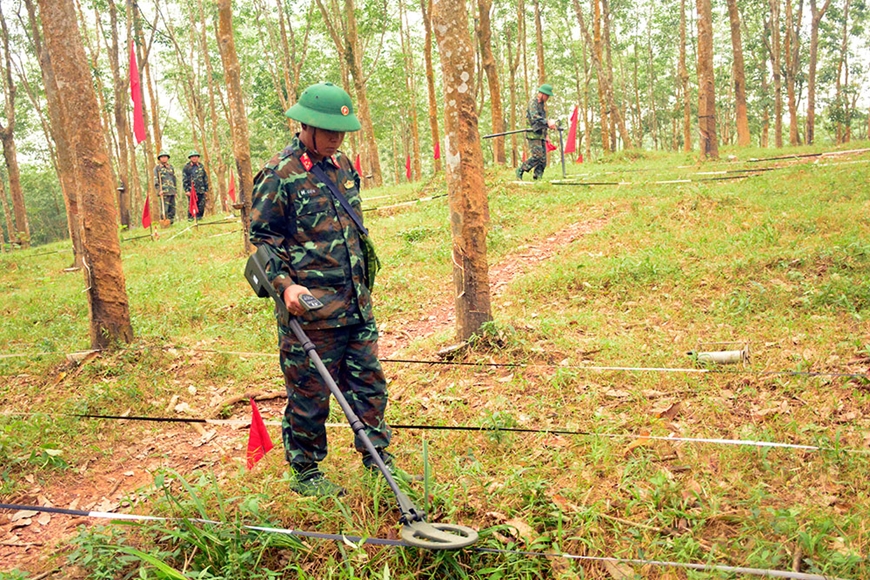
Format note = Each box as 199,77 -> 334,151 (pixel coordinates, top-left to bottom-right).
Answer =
244,246 -> 479,550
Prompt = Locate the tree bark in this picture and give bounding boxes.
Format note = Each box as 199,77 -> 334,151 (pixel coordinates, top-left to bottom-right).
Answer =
420,0 -> 442,173
477,0 -> 505,164
680,0 -> 692,152
398,0 -> 422,179
592,0 -> 610,153
726,0 -> 750,146
37,0 -> 133,347
695,0 -> 719,159
769,0 -> 783,147
0,5 -> 30,248
533,0 -> 545,84
39,76 -> 85,240
106,0 -> 131,228
197,0 -> 227,212
806,0 -> 831,145
216,0 -> 254,254
431,0 -> 492,341
784,0 -> 803,146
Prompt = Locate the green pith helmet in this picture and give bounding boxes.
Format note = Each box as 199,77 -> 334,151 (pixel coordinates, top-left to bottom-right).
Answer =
537,83 -> 554,97
285,82 -> 362,132
158,150 -> 170,159
188,150 -> 200,158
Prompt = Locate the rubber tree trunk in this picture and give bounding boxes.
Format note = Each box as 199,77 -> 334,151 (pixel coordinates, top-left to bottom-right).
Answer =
216,0 -> 253,254
769,0 -> 783,148
0,8 -> 29,249
432,0 -> 492,342
420,0 -> 442,173
726,0 -> 750,146
695,0 -> 719,160
477,0 -> 505,164
37,0 -> 133,348
806,0 -> 831,145
679,0 -> 692,151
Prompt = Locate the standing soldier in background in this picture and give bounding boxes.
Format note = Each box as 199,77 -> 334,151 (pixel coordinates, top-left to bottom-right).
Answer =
516,84 -> 556,181
182,150 -> 209,220
153,151 -> 177,224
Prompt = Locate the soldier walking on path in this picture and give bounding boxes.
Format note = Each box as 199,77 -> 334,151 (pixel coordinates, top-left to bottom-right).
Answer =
249,82 -> 401,497
516,84 -> 557,181
153,150 -> 177,224
182,150 -> 209,220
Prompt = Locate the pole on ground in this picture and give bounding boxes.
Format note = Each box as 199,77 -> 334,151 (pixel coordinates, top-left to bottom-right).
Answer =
558,126 -> 566,178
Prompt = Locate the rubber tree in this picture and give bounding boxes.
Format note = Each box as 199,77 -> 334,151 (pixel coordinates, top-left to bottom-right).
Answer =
431,0 -> 492,341
696,0 -> 719,159
37,0 -> 133,348
217,0 -> 254,254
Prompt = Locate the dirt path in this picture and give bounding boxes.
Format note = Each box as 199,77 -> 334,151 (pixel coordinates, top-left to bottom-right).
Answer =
1,214 -> 610,575
380,216 -> 610,356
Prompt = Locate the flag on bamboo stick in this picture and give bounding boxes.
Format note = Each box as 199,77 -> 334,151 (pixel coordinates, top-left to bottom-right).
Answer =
227,172 -> 236,204
545,139 -> 558,152
354,154 -> 362,174
246,398 -> 274,469
433,142 -> 440,160
522,150 -> 527,162
129,41 -> 146,146
405,154 -> 411,180
141,193 -> 151,229
189,182 -> 198,217
576,153 -> 584,164
564,106 -> 579,155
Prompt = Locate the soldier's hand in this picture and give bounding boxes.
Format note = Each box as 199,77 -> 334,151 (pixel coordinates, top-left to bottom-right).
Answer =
283,284 -> 315,317
547,119 -> 557,129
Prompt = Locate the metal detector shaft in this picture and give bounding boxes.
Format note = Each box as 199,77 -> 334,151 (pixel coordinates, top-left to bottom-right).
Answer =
557,127 -> 566,178
286,318 -> 423,524
482,128 -> 529,139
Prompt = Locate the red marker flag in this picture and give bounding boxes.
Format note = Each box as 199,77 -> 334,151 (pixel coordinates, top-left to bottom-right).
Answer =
433,142 -> 441,160
227,172 -> 236,203
189,182 -> 198,218
545,139 -> 558,152
405,154 -> 411,180
564,106 -> 579,154
354,154 -> 362,174
576,153 -> 584,164
129,41 -> 146,146
141,193 -> 151,229
246,398 -> 274,469
522,150 -> 527,162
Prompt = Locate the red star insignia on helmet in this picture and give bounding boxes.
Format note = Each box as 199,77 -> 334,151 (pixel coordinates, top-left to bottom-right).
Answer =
341,106 -> 349,116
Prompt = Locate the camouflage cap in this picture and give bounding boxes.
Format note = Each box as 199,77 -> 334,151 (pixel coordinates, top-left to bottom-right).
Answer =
537,84 -> 554,97
158,150 -> 170,159
188,150 -> 201,158
285,82 -> 361,132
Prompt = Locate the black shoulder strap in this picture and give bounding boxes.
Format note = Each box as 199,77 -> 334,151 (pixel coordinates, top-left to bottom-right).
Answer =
309,163 -> 368,237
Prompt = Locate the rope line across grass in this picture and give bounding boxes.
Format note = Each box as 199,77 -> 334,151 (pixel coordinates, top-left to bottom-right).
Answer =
3,412 -> 867,455
2,346 -> 867,380
0,503 -> 846,580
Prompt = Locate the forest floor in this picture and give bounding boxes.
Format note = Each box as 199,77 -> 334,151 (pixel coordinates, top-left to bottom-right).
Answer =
2,144 -> 870,579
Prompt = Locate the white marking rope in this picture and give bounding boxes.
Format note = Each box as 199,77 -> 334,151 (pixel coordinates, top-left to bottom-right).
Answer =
0,503 -> 848,580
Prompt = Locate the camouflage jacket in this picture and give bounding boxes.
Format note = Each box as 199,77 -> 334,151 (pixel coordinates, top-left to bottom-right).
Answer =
249,135 -> 372,333
526,97 -> 548,140
153,162 -> 177,196
182,161 -> 209,194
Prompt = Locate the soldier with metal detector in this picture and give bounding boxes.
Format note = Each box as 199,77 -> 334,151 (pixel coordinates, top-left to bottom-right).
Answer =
516,83 -> 557,181
248,82 -> 395,498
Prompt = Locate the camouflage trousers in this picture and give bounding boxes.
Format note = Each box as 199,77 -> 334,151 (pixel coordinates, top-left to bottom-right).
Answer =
519,139 -> 547,180
278,320 -> 391,467
160,195 -> 176,223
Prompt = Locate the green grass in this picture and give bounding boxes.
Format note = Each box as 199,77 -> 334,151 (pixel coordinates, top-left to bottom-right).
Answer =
2,142 -> 870,578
